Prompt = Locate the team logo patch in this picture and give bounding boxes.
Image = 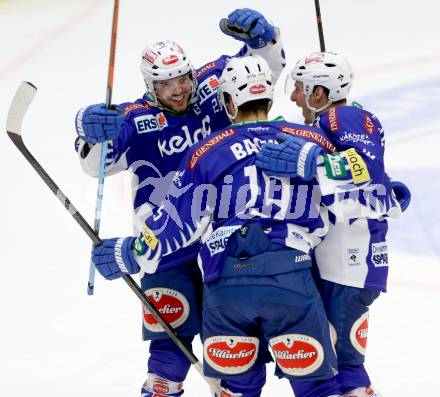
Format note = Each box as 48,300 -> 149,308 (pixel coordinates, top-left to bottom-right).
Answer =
327,107 -> 339,132
269,334 -> 324,376
204,336 -> 259,374
364,114 -> 376,134
350,312 -> 369,355
249,84 -> 266,95
143,288 -> 190,332
162,54 -> 179,65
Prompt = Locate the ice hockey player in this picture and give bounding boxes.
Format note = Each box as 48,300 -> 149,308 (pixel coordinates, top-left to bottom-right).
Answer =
255,51 -> 411,397
88,54 -> 398,396
74,9 -> 285,397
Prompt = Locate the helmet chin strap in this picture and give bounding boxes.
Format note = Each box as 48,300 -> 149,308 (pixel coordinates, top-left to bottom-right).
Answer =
305,95 -> 332,124
225,101 -> 238,122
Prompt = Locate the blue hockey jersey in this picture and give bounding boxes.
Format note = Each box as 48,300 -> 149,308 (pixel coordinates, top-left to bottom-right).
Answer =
131,119 -> 361,282
76,38 -> 286,273
313,105 -> 400,219
312,105 -> 401,291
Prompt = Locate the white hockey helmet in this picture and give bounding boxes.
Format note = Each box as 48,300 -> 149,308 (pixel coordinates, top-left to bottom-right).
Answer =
288,51 -> 354,102
140,40 -> 197,107
218,55 -> 274,120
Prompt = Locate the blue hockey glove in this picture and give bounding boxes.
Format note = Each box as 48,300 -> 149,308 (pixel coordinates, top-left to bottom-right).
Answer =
92,237 -> 140,280
220,8 -> 276,49
75,103 -> 123,144
256,133 -> 323,181
391,180 -> 411,212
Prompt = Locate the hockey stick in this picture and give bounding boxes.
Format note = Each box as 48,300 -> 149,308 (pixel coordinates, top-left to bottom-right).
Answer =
87,0 -> 120,296
314,0 -> 326,51
6,81 -> 220,395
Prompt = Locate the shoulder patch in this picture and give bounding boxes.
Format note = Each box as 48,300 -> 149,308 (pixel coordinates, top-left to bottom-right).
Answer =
123,102 -> 151,116
197,75 -> 220,104
327,107 -> 339,132
196,61 -> 217,79
280,126 -> 336,153
363,113 -> 376,134
342,148 -> 371,184
188,128 -> 236,169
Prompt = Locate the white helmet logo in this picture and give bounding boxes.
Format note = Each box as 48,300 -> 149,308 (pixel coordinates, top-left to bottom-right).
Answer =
249,84 -> 267,95
305,53 -> 325,64
162,55 -> 179,65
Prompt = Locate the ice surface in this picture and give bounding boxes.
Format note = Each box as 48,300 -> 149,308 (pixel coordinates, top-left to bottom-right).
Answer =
1,0 -> 439,395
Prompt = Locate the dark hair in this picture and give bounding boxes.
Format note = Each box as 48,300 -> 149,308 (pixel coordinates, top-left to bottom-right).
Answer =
223,92 -> 270,116
313,85 -> 346,105
238,99 -> 271,115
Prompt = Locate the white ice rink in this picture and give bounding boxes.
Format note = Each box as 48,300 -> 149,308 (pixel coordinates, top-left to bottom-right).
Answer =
1,0 -> 439,395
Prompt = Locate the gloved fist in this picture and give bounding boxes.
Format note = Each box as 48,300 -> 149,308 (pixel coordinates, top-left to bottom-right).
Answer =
220,8 -> 276,49
256,133 -> 323,181
92,237 -> 140,280
391,180 -> 411,212
75,103 -> 123,144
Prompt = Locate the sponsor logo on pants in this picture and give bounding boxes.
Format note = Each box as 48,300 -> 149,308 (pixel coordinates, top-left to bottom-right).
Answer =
204,336 -> 259,374
350,311 -> 369,355
143,288 -> 189,332
269,334 -> 324,376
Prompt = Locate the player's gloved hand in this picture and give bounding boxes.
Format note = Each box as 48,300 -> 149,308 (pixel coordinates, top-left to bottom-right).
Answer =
92,237 -> 140,280
391,180 -> 411,212
219,8 -> 276,49
256,133 -> 323,181
75,103 -> 123,144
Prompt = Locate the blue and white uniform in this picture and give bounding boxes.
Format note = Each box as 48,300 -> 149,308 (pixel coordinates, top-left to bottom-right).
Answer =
130,119 -> 371,397
75,37 -> 285,397
251,105 -> 402,396
312,105 -> 400,291
309,105 -> 400,394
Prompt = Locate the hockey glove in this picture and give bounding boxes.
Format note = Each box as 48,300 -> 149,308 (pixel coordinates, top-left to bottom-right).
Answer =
391,180 -> 411,212
92,237 -> 140,280
75,103 -> 123,144
220,8 -> 276,49
256,133 -> 323,181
